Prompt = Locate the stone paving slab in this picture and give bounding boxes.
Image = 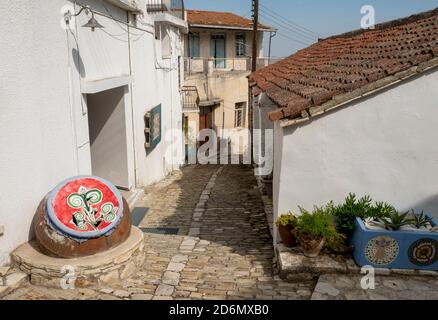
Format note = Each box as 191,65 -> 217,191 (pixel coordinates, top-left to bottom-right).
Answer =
277,245 -> 353,281
312,274 -> 438,300
277,244 -> 438,281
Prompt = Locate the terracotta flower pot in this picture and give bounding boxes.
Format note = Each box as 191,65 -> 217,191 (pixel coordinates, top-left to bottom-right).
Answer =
278,225 -> 297,247
298,235 -> 326,258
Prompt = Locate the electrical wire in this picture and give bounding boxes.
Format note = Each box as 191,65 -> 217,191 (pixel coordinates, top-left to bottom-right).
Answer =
275,31 -> 312,47
100,27 -> 148,43
72,1 -> 178,72
97,1 -> 180,71
259,17 -> 315,46
259,10 -> 317,42
260,3 -> 324,38
98,0 -> 153,36
73,1 -> 154,36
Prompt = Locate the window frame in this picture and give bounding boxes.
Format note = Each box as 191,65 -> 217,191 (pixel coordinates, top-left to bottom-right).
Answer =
234,102 -> 247,128
189,32 -> 200,58
235,32 -> 246,57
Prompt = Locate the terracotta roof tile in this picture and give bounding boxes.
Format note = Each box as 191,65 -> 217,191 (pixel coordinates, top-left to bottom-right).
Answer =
187,10 -> 274,31
250,9 -> 438,121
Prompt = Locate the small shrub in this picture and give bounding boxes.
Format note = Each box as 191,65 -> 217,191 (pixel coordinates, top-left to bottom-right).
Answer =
276,213 -> 298,228
296,205 -> 343,248
368,202 -> 397,220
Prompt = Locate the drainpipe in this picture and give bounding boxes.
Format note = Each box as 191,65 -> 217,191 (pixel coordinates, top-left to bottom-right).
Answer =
127,12 -> 138,189
66,29 -> 80,175
268,31 -> 277,65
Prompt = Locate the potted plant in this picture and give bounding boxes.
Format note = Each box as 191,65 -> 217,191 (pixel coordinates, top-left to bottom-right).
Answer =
295,206 -> 343,258
352,209 -> 438,271
377,211 -> 413,231
410,211 -> 433,230
332,193 -> 395,239
276,213 -> 298,247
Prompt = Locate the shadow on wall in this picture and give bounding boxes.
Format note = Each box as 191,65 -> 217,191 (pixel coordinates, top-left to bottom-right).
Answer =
72,48 -> 86,78
409,195 -> 438,219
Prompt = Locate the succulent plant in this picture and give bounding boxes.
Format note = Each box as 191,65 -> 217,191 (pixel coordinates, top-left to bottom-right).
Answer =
410,210 -> 433,229
378,211 -> 413,231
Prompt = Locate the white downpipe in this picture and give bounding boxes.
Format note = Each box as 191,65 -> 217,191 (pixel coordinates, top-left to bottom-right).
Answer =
127,12 -> 138,188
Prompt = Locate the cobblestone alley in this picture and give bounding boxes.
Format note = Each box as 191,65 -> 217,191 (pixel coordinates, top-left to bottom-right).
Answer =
3,165 -> 315,300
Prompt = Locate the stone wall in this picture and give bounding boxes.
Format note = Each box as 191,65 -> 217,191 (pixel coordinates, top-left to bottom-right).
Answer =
11,227 -> 145,289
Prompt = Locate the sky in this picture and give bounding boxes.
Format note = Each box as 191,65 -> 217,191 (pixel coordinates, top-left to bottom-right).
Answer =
184,0 -> 438,58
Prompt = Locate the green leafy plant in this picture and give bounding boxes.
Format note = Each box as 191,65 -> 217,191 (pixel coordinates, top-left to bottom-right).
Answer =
410,210 -> 433,229
378,211 -> 413,231
332,193 -> 397,236
332,193 -> 371,236
276,213 -> 298,228
296,205 -> 343,248
369,202 -> 397,220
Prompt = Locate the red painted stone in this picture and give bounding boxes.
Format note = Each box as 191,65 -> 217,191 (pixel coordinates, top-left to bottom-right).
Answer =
34,176 -> 132,258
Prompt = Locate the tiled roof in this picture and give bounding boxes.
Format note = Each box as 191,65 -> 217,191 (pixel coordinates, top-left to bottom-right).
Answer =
187,10 -> 274,31
249,9 -> 438,122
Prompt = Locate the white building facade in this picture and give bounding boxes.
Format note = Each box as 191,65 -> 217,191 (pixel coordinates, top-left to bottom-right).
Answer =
250,10 -> 438,244
0,0 -> 188,265
272,68 -> 438,224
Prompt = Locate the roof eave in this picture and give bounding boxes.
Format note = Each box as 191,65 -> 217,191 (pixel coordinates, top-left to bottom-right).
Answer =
277,57 -> 438,128
189,24 -> 276,32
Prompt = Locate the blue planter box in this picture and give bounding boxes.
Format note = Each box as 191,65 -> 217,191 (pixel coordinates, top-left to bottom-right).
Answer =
352,217 -> 438,271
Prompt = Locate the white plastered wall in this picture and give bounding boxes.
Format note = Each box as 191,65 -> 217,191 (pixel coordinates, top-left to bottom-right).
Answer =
273,68 -> 438,240
0,0 -> 78,265
0,0 -> 185,265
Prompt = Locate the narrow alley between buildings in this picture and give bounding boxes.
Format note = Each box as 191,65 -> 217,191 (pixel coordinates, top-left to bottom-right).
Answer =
3,165 -> 315,300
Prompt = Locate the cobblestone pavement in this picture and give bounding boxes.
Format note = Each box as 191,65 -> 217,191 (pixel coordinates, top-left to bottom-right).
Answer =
3,165 -> 316,300
4,165 -> 438,300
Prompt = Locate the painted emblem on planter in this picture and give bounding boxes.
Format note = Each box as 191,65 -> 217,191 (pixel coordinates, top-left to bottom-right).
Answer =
408,239 -> 438,267
365,236 -> 399,266
46,176 -> 123,240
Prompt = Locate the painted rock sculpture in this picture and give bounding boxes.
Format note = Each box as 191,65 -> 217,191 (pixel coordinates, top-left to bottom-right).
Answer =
35,176 -> 132,258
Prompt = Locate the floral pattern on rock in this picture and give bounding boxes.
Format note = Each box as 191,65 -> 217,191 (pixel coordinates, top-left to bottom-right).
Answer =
48,177 -> 122,239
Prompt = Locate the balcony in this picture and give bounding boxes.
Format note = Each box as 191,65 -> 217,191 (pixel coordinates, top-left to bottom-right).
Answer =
184,57 -> 269,77
146,0 -> 185,20
181,86 -> 200,113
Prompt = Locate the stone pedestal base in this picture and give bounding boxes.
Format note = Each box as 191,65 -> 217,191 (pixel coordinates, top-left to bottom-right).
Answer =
11,227 -> 144,288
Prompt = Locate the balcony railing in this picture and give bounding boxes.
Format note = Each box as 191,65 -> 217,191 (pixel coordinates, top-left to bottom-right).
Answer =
146,0 -> 185,20
184,57 -> 269,77
181,86 -> 200,112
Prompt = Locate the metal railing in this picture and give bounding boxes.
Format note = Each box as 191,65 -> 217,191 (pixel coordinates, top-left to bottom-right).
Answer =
184,57 -> 269,76
181,86 -> 200,112
146,0 -> 185,20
